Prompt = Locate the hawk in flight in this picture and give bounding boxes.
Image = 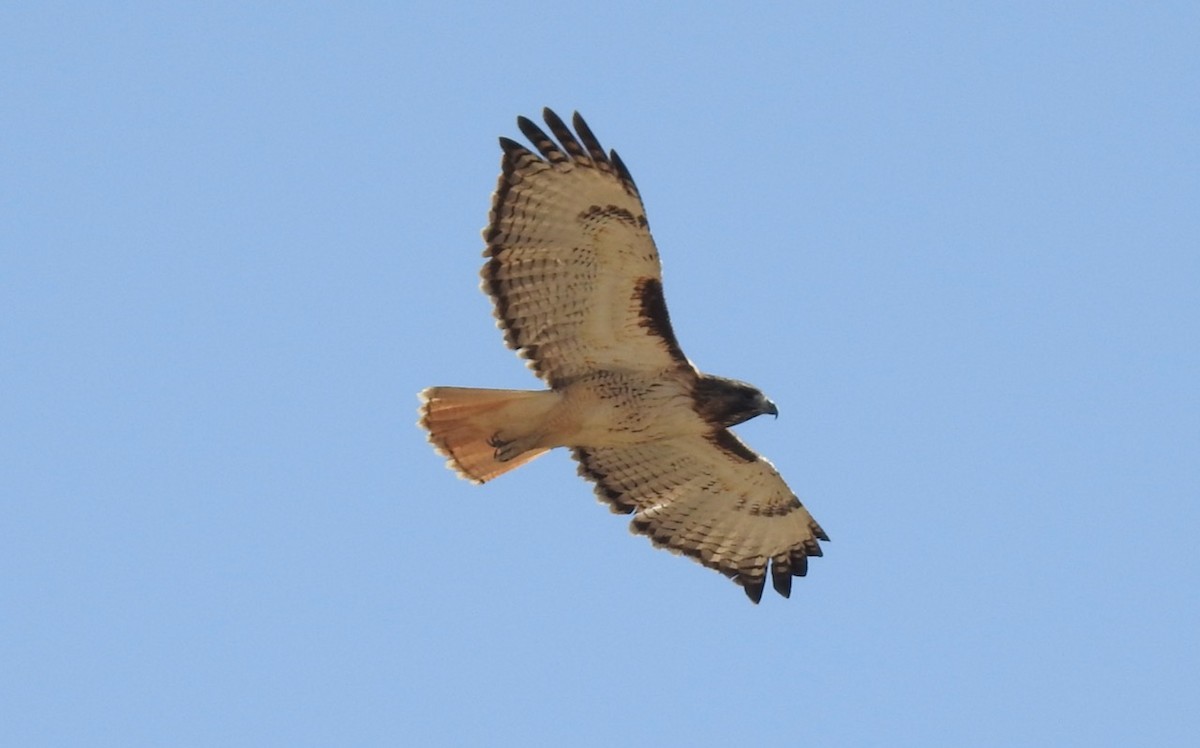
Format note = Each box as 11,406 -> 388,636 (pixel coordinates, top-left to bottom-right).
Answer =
419,109 -> 827,602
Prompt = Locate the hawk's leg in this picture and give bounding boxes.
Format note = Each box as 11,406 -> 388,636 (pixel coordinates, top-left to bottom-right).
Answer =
489,432 -> 538,462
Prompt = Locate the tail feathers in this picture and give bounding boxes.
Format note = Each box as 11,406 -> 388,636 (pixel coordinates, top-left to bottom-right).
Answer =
418,387 -> 557,483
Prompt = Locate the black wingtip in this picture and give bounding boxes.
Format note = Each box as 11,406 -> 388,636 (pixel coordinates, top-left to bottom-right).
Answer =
516,116 -> 543,145
570,111 -> 610,165
772,564 -> 793,598
610,149 -> 639,196
742,577 -> 765,604
498,136 -> 526,154
542,106 -> 566,129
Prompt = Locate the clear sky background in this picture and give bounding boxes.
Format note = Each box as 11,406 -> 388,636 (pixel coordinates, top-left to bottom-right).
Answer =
3,3 -> 1198,746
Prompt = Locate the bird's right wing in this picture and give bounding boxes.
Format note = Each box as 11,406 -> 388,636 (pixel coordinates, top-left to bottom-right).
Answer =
572,430 -> 828,602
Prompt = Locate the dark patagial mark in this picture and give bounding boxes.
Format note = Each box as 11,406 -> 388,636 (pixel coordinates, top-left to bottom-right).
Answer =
708,430 -> 759,463
634,277 -> 688,366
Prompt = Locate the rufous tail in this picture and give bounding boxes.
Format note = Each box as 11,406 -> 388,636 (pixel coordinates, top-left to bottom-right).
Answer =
418,387 -> 557,483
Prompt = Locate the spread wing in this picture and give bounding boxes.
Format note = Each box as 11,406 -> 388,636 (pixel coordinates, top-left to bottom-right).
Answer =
572,431 -> 829,603
483,108 -> 693,389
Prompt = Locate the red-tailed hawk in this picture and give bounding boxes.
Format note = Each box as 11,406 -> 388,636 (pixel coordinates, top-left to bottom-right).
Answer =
419,109 -> 827,602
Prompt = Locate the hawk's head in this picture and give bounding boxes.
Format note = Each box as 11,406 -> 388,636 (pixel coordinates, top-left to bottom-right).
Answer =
693,375 -> 778,429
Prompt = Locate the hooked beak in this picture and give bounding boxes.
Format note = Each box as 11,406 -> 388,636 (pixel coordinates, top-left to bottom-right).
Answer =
762,397 -> 779,419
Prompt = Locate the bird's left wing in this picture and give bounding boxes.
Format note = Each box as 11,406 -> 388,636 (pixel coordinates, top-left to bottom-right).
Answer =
572,432 -> 828,602
483,109 -> 694,389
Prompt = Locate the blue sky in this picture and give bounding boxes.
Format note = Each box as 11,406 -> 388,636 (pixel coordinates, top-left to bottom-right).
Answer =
3,2 -> 1198,746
